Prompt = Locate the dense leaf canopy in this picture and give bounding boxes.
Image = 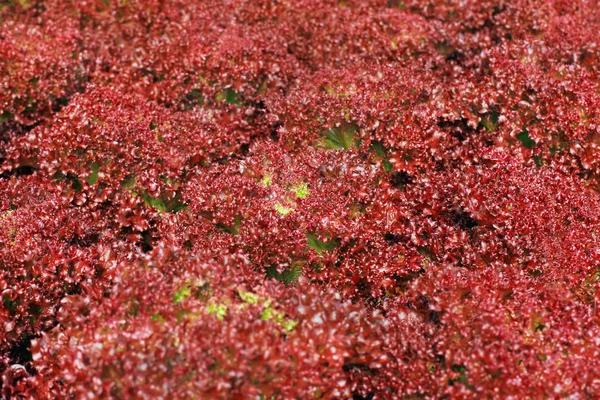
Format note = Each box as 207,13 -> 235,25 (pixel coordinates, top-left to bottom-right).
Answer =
2,0 -> 600,398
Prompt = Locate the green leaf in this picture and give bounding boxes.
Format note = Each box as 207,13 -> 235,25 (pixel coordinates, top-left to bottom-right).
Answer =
142,192 -> 166,211
127,299 -> 140,316
292,182 -> 310,198
261,302 -> 275,321
371,141 -> 394,172
217,88 -> 241,105
86,162 -> 100,185
260,302 -> 298,332
322,122 -> 359,150
531,313 -> 545,332
448,364 -> 473,389
216,214 -> 243,234
274,203 -> 293,215
52,171 -> 66,182
451,364 -> 467,373
0,111 -> 15,124
280,265 -> 302,284
151,313 -> 164,322
3,296 -> 17,314
224,88 -> 240,105
265,264 -> 302,285
516,129 -> 535,148
306,233 -> 340,254
237,289 -> 259,304
186,88 -> 204,107
324,86 -> 347,97
142,191 -> 187,213
69,175 -> 83,192
173,287 -> 191,304
207,302 -> 227,320
372,140 -> 387,157
120,175 -> 136,189
382,160 -> 393,172
480,111 -> 499,132
280,318 -> 299,332
158,174 -> 174,186
261,173 -> 272,187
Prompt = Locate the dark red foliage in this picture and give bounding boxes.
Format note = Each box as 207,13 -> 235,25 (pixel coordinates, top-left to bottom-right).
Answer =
2,0 -> 600,398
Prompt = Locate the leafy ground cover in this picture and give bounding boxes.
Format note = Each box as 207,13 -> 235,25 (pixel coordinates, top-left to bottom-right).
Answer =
2,0 -> 600,398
